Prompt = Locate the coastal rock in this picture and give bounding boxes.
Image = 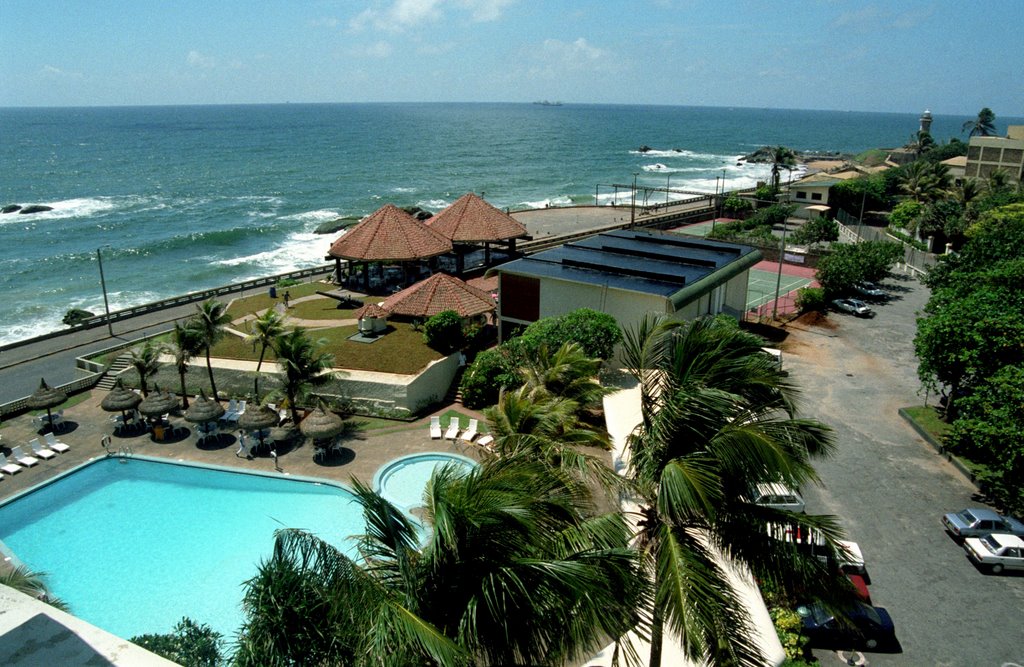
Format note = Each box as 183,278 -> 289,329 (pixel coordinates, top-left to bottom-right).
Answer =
315,216 -> 361,235
19,204 -> 54,214
2,204 -> 22,214
637,145 -> 652,153
401,205 -> 433,221
62,308 -> 95,326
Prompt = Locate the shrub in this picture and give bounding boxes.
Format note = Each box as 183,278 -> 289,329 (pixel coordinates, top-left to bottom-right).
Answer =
519,308 -> 622,360
769,607 -> 812,664
888,200 -> 922,230
721,195 -> 754,217
131,617 -> 223,667
422,310 -> 464,353
459,347 -> 520,409
795,286 -> 827,312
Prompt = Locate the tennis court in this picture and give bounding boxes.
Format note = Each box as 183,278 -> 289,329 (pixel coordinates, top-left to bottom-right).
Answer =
746,268 -> 812,313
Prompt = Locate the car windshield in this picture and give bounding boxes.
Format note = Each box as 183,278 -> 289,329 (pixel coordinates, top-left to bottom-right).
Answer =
981,535 -> 1001,552
857,604 -> 882,624
960,510 -> 979,524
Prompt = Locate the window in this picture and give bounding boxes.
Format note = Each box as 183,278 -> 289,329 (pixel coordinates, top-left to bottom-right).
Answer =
796,190 -> 807,200
811,192 -> 823,201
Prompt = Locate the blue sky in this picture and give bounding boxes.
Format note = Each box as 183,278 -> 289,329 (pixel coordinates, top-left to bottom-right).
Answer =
2,0 -> 1021,115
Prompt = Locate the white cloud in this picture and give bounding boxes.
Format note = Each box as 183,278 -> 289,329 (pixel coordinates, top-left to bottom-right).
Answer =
454,0 -> 514,22
390,0 -> 442,25
363,40 -> 394,59
831,4 -> 932,31
540,38 -> 607,70
348,0 -> 513,33
187,50 -> 216,69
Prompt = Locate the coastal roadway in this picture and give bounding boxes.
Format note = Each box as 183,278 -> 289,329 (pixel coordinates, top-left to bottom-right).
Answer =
0,196 -> 717,407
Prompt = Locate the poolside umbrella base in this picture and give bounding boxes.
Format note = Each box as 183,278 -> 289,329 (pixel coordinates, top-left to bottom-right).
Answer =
299,403 -> 346,457
184,391 -> 225,445
100,379 -> 144,433
138,386 -> 182,441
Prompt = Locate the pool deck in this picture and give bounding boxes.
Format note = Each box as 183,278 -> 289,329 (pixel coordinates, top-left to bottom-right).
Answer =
0,391 -> 487,503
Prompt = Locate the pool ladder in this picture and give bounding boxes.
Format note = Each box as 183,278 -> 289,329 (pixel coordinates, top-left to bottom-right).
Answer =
117,445 -> 134,463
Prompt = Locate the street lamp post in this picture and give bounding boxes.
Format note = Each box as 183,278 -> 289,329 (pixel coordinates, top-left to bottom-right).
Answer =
96,246 -> 113,336
666,173 -> 671,205
630,172 -> 638,227
771,195 -> 789,321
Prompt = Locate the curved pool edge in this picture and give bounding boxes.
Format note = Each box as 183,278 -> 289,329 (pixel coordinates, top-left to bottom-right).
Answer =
371,451 -> 479,494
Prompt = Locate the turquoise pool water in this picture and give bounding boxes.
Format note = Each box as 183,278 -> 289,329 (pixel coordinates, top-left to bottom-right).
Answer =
0,457 -> 364,641
373,452 -> 477,510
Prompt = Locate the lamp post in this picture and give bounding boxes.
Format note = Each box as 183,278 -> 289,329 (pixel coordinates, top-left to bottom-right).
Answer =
630,172 -> 638,227
96,246 -> 113,336
856,190 -> 866,240
771,195 -> 789,321
666,173 -> 671,205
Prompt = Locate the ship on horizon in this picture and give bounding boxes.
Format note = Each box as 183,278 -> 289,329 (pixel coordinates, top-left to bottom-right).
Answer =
533,100 -> 563,106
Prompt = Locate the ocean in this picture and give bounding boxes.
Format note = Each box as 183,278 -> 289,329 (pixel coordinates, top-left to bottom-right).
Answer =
0,103 -> 1007,345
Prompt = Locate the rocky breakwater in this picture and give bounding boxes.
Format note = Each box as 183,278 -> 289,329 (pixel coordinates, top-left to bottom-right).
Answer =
2,204 -> 55,214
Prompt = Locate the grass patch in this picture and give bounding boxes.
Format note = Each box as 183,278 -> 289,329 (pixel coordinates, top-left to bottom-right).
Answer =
225,282 -> 324,318
289,295 -> 383,321
903,405 -> 951,442
209,323 -> 443,375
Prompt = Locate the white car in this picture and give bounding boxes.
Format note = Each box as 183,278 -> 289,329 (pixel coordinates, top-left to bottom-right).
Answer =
749,482 -> 805,513
832,298 -> 873,317
853,282 -> 886,298
963,533 -> 1024,574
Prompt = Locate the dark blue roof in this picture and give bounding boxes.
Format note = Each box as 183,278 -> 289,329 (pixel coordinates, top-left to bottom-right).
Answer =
497,229 -> 761,299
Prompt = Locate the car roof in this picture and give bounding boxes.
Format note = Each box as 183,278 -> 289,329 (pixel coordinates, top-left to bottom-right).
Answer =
963,508 -> 1002,521
989,534 -> 1024,548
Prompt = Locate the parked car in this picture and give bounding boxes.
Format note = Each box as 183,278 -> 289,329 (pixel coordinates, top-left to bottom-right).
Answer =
796,601 -> 896,651
832,298 -> 873,317
749,482 -> 805,513
853,281 -> 886,298
942,508 -> 1024,540
963,533 -> 1024,573
847,572 -> 872,602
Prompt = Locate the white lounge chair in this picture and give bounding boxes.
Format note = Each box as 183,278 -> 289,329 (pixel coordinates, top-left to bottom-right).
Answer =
476,434 -> 495,450
44,432 -> 71,453
444,417 -> 461,441
222,399 -> 239,424
29,438 -> 56,460
0,454 -> 23,475
460,419 -> 478,443
429,416 -> 442,439
11,446 -> 38,467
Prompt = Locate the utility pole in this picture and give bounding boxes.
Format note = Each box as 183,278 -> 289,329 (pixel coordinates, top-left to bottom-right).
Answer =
630,173 -> 638,227
666,173 -> 671,205
771,200 -> 789,321
97,246 -> 113,336
856,190 -> 866,240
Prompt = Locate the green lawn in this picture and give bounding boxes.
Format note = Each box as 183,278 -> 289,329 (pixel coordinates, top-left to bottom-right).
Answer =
225,281 -> 324,318
210,323 -> 443,375
289,295 -> 384,321
902,405 -> 951,441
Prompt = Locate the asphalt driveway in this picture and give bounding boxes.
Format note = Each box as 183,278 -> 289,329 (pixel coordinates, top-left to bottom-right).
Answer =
780,272 -> 1024,667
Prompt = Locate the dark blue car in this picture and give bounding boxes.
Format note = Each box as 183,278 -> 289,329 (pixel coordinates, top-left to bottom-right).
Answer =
797,601 -> 896,651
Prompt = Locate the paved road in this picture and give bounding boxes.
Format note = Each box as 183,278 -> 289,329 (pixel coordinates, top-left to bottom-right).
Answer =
782,274 -> 1024,666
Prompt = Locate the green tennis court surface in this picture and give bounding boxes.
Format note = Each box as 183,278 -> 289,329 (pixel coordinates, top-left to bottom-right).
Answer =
746,269 -> 811,310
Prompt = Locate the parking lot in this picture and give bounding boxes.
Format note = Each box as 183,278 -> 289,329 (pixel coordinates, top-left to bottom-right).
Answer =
781,272 -> 1024,666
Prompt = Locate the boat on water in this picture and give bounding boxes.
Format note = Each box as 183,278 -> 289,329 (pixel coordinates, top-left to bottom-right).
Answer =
533,100 -> 563,106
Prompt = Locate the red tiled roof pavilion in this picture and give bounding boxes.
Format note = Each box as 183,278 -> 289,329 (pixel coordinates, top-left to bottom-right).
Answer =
380,272 -> 496,318
427,193 -> 527,243
328,204 -> 452,261
351,302 -> 390,320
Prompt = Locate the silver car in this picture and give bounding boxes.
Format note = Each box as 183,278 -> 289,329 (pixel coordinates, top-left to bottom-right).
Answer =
749,482 -> 805,513
963,533 -> 1024,573
853,281 -> 886,298
943,508 -> 1024,539
832,298 -> 873,317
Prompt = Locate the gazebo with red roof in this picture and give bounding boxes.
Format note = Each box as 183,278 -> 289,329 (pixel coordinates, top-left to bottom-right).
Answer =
427,193 -> 527,272
379,271 -> 496,320
328,204 -> 453,291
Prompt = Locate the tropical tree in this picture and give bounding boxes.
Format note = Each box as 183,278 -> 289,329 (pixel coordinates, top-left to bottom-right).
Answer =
168,321 -> 203,409
128,339 -> 161,397
189,299 -> 232,401
517,341 -> 611,411
236,458 -> 645,666
768,145 -> 798,191
899,160 -> 951,203
245,308 -> 285,402
0,564 -> 68,611
273,327 -> 336,424
621,316 -> 849,667
962,107 -> 997,137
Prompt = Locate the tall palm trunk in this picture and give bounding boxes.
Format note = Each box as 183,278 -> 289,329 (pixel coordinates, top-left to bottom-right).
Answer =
178,369 -> 189,409
205,347 -> 218,401
253,346 -> 267,401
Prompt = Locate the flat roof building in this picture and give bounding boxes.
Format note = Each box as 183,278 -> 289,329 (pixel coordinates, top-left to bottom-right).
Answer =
494,229 -> 761,348
965,126 -> 1024,183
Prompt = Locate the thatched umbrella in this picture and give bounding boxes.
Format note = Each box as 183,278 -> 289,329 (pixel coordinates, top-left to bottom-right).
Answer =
137,386 -> 180,418
26,378 -> 67,432
299,403 -> 345,445
100,378 -> 144,429
184,390 -> 225,443
238,404 -> 280,451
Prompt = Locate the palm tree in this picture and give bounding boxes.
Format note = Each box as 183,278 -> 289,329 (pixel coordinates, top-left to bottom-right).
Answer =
128,339 -> 161,397
236,458 -> 644,666
245,308 -> 285,401
190,299 -> 231,401
953,178 -> 983,206
517,341 -> 611,411
899,160 -> 951,203
273,327 -> 336,424
986,167 -> 1012,193
621,316 -> 849,666
0,564 -> 69,611
962,107 -> 997,137
768,145 -> 797,192
168,321 -> 203,409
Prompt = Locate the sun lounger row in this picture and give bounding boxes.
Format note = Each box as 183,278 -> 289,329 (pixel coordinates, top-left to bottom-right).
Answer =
428,417 -> 490,446
0,434 -> 71,476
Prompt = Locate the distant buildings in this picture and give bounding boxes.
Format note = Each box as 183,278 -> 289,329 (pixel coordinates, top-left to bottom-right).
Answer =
964,125 -> 1024,183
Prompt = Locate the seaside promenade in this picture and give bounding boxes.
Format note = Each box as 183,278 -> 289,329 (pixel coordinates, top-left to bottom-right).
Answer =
0,198 -> 715,407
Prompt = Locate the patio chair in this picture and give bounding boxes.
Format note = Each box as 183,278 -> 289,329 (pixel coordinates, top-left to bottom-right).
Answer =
460,419 -> 479,443
429,416 -> 442,439
236,400 -> 248,417
11,445 -> 39,467
29,438 -> 56,461
476,434 -> 495,450
444,417 -> 461,441
44,432 -> 71,453
0,453 -> 23,475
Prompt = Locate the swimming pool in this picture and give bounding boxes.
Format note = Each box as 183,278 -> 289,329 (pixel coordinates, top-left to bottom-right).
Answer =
0,457 -> 364,641
373,452 -> 477,510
